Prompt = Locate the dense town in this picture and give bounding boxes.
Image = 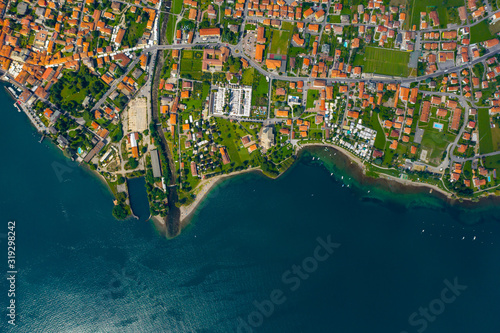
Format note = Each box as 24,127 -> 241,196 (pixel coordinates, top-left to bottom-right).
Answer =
4,0 -> 500,232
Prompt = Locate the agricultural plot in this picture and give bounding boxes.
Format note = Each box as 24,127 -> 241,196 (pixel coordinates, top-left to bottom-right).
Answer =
180,50 -> 203,80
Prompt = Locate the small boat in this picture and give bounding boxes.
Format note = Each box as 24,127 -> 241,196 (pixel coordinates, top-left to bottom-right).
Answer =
473,236 -> 476,240
462,237 -> 465,240
341,176 -> 344,179
330,173 -> 333,176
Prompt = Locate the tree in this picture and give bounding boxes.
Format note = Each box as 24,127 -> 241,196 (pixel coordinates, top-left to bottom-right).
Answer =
112,204 -> 128,220
200,20 -> 210,29
89,80 -> 104,96
128,158 -> 139,169
111,124 -> 123,142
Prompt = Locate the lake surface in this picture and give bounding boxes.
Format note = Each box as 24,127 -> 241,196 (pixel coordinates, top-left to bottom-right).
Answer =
1,87 -> 500,333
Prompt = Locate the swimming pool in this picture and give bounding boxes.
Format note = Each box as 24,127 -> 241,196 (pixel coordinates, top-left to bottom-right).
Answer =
433,123 -> 444,130
77,147 -> 83,155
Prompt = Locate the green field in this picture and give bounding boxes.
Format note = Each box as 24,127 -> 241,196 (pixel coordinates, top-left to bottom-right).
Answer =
421,129 -> 455,163
478,109 -> 494,154
180,50 -> 203,80
172,0 -> 183,14
215,118 -> 252,167
165,16 -> 176,44
61,86 -> 86,104
407,0 -> 464,30
371,114 -> 386,150
241,68 -> 254,85
281,21 -> 295,31
470,20 -> 496,44
251,71 -> 269,106
306,89 -> 319,109
484,155 -> 500,170
356,47 -> 410,77
269,29 -> 292,55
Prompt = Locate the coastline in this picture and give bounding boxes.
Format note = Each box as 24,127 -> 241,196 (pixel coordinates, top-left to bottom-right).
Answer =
297,142 -> 454,200
176,141 -> 462,229
179,167 -> 261,227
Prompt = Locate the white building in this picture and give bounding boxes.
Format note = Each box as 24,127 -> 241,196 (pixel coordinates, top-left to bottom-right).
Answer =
213,85 -> 252,117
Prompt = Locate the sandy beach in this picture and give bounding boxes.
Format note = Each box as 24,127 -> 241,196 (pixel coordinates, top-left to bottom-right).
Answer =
179,167 -> 261,226
297,142 -> 367,171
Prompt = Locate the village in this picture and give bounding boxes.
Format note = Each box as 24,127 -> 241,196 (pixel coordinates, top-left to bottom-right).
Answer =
3,0 -> 500,220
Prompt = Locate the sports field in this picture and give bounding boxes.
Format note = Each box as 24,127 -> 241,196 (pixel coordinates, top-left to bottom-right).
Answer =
269,30 -> 292,55
359,47 -> 410,77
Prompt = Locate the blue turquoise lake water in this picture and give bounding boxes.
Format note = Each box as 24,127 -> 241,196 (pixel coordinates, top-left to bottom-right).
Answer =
2,87 -> 500,332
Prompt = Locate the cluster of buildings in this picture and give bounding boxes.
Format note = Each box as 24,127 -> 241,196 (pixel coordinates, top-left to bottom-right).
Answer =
212,84 -> 253,117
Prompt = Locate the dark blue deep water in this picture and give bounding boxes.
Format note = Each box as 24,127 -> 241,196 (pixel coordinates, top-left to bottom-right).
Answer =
2,88 -> 500,332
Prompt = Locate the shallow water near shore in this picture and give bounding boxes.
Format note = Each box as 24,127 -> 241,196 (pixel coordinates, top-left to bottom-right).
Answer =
2,86 -> 500,332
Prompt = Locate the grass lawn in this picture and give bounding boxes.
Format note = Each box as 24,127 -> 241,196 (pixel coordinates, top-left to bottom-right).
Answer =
252,71 -> 269,106
407,0 -> 464,30
484,155 -> 500,170
490,20 -> 500,34
61,86 -> 86,104
269,29 -> 292,55
215,118 -> 253,166
281,21 -> 294,31
165,16 -> 176,44
356,47 -> 410,77
478,108 -> 494,154
371,114 -> 386,150
172,0 -> 183,14
306,89 -> 319,109
180,51 -> 203,80
470,20 -> 496,43
420,129 -> 455,162
241,68 -> 254,86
